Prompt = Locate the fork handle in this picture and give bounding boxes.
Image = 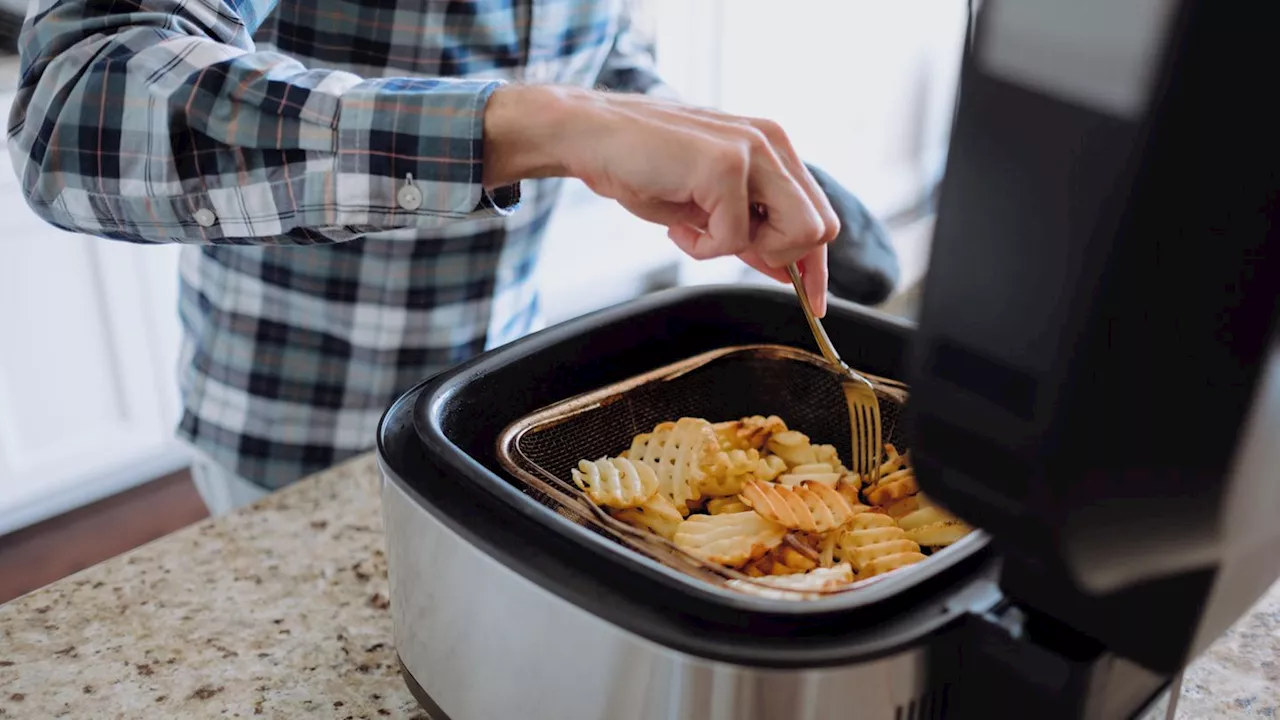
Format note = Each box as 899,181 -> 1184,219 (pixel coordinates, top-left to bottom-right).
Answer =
786,262 -> 843,367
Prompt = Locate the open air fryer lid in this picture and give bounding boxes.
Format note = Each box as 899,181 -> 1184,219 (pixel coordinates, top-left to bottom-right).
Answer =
905,0 -> 1280,675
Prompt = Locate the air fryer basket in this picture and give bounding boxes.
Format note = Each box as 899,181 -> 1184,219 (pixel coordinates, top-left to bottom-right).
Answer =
496,343 -> 982,597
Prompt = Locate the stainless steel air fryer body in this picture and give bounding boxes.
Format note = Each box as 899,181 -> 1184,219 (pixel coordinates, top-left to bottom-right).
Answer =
382,476 -> 937,720
375,287 -> 1180,720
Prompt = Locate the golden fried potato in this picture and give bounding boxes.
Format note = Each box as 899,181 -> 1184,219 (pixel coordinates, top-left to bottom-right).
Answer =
745,544 -> 818,577
790,463 -> 836,474
859,551 -> 927,579
896,505 -> 953,531
903,521 -> 972,548
629,417 -> 721,509
840,538 -> 921,568
864,468 -> 919,506
610,493 -> 686,540
818,530 -> 840,568
813,445 -> 847,473
836,512 -> 901,553
848,444 -> 907,488
698,473 -> 746,499
880,494 -> 923,520
765,430 -> 814,467
712,415 -> 788,452
847,511 -> 895,529
754,455 -> 789,482
777,462 -> 843,488
765,427 -> 847,471
706,497 -> 750,515
673,511 -> 787,567
835,475 -> 863,507
571,456 -> 659,509
726,563 -> 855,599
610,415 -> 940,591
739,481 -> 859,533
840,525 -> 902,548
701,446 -> 793,497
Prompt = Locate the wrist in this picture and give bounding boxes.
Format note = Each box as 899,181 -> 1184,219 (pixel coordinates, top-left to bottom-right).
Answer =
482,84 -> 598,188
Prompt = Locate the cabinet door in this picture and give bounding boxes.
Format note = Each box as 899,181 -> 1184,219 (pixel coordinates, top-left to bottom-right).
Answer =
0,88 -> 188,536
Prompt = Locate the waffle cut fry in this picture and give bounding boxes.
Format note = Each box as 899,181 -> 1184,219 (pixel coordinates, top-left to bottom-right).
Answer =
568,413 -> 968,597
765,430 -> 842,471
777,462 -> 843,489
835,474 -> 863,508
712,415 -> 788,452
699,449 -> 787,497
835,512 -> 925,579
739,480 -> 859,533
706,497 -> 750,515
673,511 -> 787,567
726,563 -> 855,600
743,533 -> 822,576
862,445 -> 920,506
897,500 -> 972,548
571,457 -> 659,509
856,449 -> 975,551
903,521 -> 972,548
628,417 -> 722,512
880,493 -> 923,520
610,493 -> 685,541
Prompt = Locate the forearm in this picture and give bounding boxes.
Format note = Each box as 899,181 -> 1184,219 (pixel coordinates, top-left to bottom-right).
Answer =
8,0 -> 520,245
481,85 -> 576,189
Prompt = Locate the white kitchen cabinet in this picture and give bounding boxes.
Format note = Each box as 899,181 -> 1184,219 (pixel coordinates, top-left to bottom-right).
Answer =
0,86 -> 189,535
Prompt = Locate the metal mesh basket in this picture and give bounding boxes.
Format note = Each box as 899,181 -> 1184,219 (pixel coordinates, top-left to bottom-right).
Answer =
495,344 -> 917,593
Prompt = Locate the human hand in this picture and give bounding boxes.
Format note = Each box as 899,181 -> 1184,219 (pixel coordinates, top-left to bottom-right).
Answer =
483,86 -> 840,315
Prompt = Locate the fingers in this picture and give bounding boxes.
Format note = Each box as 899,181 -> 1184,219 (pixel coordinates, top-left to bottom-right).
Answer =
568,92 -> 834,272
667,224 -> 703,254
698,148 -> 752,259
618,197 -> 709,231
736,247 -> 790,284
734,245 -> 829,319
667,107 -> 840,248
738,133 -> 827,267
799,245 -> 830,318
748,118 -> 840,244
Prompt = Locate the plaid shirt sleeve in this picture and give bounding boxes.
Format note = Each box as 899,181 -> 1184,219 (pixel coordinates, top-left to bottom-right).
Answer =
6,0 -> 521,245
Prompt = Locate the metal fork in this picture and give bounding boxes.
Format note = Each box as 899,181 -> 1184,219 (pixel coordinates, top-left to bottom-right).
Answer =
786,262 -> 883,487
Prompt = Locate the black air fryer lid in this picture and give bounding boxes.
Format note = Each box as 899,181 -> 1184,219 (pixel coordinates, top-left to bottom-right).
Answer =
905,0 -> 1280,675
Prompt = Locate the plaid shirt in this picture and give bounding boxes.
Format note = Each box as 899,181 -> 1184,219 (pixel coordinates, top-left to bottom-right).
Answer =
8,0 -> 670,486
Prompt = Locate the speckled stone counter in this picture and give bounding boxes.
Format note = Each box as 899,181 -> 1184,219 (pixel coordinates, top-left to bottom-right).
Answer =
0,453 -> 1276,719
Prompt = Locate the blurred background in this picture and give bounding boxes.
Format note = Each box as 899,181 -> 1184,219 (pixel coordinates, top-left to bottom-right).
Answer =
0,0 -> 968,600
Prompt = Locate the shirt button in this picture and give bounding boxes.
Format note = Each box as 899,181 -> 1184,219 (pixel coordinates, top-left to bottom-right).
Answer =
397,183 -> 423,211
193,208 -> 216,227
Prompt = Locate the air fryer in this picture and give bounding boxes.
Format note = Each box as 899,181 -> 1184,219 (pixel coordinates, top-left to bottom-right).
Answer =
376,0 -> 1278,717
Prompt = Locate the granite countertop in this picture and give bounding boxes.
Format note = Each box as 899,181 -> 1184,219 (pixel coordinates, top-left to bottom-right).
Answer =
1,454 -> 1276,719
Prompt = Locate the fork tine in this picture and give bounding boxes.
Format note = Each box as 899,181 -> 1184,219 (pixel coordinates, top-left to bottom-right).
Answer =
855,404 -> 868,472
863,404 -> 878,483
853,401 -> 870,477
858,401 -> 875,483
868,403 -> 882,485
